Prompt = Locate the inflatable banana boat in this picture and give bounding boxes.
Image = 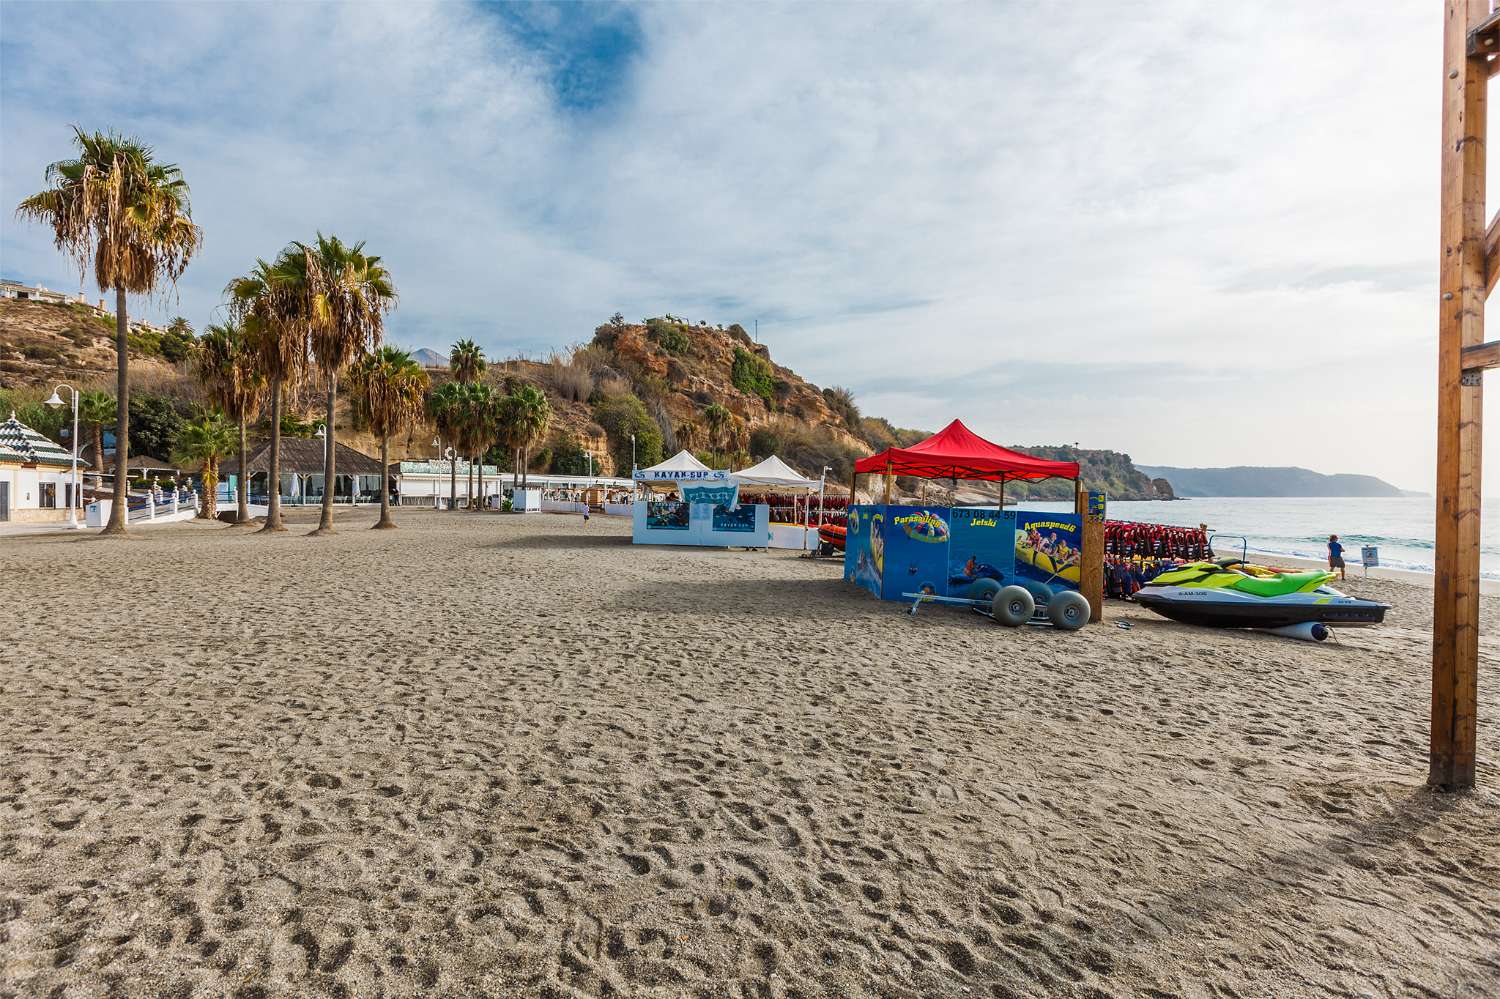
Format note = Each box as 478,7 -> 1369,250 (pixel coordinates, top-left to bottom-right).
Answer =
1133,560 -> 1388,629
1015,539 -> 1082,584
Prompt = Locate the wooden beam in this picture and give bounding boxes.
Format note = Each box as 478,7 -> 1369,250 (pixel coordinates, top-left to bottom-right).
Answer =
1432,0 -> 1488,791
1462,339 -> 1500,370
1467,6 -> 1500,56
1485,207 -> 1500,295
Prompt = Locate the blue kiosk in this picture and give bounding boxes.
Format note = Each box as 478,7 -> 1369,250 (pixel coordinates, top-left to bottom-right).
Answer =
843,420 -> 1102,621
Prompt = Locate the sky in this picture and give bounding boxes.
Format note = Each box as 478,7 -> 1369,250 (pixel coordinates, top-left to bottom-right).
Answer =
0,0 -> 1465,492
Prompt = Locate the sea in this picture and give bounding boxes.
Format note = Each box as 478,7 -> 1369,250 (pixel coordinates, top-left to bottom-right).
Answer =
1018,495 -> 1500,579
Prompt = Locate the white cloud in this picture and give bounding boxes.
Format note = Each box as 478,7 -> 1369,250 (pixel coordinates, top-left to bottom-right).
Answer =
0,1 -> 1467,491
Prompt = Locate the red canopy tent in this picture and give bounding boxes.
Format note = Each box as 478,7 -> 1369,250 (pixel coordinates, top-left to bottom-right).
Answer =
854,419 -> 1079,486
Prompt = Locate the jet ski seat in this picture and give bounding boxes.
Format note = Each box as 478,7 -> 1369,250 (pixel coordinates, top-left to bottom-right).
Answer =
1233,571 -> 1331,597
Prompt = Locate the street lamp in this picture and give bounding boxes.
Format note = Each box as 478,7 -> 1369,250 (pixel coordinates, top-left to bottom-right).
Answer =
630,433 -> 636,474
44,384 -> 82,529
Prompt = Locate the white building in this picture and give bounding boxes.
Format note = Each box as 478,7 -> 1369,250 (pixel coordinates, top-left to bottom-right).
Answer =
0,411 -> 81,523
395,460 -> 631,508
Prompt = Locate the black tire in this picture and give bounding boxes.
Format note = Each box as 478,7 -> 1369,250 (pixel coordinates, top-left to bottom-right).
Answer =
992,585 -> 1034,626
969,578 -> 1002,603
1047,590 -> 1090,631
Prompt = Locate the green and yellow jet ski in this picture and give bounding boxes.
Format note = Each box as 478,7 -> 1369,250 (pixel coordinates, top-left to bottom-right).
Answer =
1134,559 -> 1389,629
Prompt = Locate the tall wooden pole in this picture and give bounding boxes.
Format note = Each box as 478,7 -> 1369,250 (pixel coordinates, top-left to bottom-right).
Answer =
1432,0 -> 1491,790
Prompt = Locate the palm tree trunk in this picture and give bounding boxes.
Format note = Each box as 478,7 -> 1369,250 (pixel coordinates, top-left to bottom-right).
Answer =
102,285 -> 129,535
236,412 -> 249,524
92,423 -> 104,492
468,458 -> 475,510
375,435 -> 396,528
203,458 -> 218,520
522,445 -> 528,488
261,378 -> 286,532
313,377 -> 336,534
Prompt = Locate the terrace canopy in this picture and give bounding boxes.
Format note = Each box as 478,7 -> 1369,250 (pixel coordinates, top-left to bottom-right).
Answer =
854,419 -> 1078,483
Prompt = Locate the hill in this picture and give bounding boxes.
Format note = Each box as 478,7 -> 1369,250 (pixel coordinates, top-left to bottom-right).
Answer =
0,297 -> 1171,498
1135,464 -> 1421,498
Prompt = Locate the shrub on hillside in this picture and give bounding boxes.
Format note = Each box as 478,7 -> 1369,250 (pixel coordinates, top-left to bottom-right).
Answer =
547,432 -> 591,475
823,385 -> 861,428
731,346 -> 775,406
593,393 -> 663,474
749,425 -> 782,460
644,317 -> 691,356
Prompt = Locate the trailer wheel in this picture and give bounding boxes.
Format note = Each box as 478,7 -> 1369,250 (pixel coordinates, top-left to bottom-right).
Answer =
992,586 -> 1034,626
969,578 -> 1002,603
1047,590 -> 1090,631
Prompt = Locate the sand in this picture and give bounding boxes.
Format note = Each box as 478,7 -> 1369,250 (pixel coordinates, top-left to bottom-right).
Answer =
1,508 -> 1497,999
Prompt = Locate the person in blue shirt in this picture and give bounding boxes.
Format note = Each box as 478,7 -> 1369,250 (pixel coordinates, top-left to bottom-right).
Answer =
1328,534 -> 1346,580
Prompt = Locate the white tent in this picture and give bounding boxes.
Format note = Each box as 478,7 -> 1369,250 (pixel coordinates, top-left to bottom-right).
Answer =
732,455 -> 821,492
633,450 -> 732,491
636,450 -> 712,478
733,455 -> 827,550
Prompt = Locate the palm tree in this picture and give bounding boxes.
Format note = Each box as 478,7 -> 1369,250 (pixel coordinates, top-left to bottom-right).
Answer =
226,253 -> 308,533
508,384 -> 551,488
77,390 -> 116,492
197,321 -> 265,525
299,233 -> 396,536
494,390 -> 523,488
15,127 -> 202,535
427,381 -> 466,512
703,403 -> 732,464
459,382 -> 495,509
173,411 -> 236,520
351,347 -> 429,529
450,338 -> 485,385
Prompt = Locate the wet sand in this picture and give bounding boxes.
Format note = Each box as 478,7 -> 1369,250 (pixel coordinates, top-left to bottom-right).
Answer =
2,509 -> 1497,998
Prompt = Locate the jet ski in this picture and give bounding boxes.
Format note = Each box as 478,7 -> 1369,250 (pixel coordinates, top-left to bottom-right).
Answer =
1133,559 -> 1389,629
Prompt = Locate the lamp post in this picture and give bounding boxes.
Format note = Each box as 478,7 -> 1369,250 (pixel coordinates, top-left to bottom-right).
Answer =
44,383 -> 81,529
630,433 -> 636,475
819,465 -> 831,528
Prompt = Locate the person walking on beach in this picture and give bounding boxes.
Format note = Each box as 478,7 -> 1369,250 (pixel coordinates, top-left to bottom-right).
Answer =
1327,534 -> 1346,580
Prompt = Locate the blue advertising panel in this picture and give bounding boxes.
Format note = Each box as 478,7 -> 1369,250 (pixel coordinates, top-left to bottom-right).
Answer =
845,504 -> 1084,604
876,506 -> 953,601
844,505 -> 883,598
948,507 -> 1016,597
646,500 -> 690,531
1014,512 -> 1082,594
711,503 -> 758,533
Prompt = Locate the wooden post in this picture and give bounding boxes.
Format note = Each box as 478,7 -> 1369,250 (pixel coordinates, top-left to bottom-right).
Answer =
1079,486 -> 1105,624
883,460 -> 894,505
1432,0 -> 1493,790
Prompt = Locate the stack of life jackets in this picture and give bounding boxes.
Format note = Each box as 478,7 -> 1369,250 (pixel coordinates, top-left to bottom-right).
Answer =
1104,520 -> 1210,561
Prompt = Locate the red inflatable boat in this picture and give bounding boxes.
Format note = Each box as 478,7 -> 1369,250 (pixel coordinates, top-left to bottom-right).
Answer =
817,523 -> 847,552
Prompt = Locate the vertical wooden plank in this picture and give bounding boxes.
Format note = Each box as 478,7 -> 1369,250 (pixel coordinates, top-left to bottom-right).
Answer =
883,460 -> 894,505
1432,0 -> 1488,790
1080,489 -> 1106,623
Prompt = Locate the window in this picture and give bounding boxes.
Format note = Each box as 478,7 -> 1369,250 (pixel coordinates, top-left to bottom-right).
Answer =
39,483 -> 56,508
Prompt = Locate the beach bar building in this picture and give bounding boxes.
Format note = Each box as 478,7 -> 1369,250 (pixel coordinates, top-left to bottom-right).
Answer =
0,411 -> 80,523
224,437 -> 386,506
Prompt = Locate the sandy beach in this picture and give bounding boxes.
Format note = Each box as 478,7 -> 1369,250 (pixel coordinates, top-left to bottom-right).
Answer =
2,509 -> 1497,999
